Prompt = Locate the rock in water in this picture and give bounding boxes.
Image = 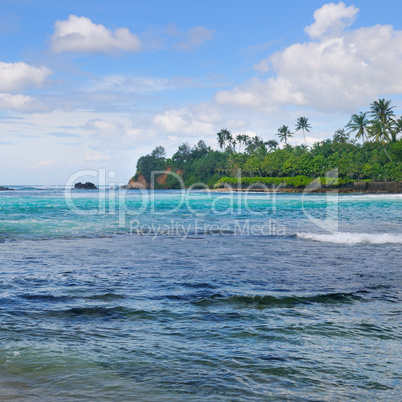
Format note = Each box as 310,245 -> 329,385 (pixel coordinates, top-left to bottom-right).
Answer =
74,182 -> 98,189
0,186 -> 14,191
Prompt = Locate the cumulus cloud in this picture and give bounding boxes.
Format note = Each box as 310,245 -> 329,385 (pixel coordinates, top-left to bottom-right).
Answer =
175,26 -> 214,50
0,62 -> 51,92
51,15 -> 141,54
0,94 -> 48,112
304,2 -> 358,39
216,2 -> 402,112
152,108 -> 218,136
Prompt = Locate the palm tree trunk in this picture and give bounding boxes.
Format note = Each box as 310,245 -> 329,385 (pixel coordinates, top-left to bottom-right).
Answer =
383,143 -> 393,162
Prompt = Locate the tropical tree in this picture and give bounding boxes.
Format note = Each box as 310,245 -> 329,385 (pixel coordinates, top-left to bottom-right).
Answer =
333,129 -> 349,144
295,117 -> 311,145
390,116 -> 402,143
245,135 -> 265,154
217,128 -> 232,150
151,145 -> 166,160
276,125 -> 293,145
265,139 -> 279,151
370,98 -> 395,126
235,134 -> 249,152
346,111 -> 369,143
367,120 -> 393,161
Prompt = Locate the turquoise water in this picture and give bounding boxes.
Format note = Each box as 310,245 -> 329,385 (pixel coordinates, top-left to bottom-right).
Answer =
0,187 -> 401,400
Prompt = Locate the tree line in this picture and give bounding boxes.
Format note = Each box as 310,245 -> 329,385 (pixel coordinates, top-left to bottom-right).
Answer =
134,98 -> 401,188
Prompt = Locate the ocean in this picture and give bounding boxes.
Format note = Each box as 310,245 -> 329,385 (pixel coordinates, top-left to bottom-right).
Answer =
0,187 -> 401,400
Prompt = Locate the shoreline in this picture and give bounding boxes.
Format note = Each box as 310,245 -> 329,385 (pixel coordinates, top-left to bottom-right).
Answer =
209,187 -> 402,194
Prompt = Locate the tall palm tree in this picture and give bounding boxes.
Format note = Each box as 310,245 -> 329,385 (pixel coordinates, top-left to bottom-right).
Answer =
235,134 -> 249,152
346,112 -> 369,143
370,98 -> 395,126
333,129 -> 349,144
216,128 -> 232,150
276,125 -> 293,145
217,131 -> 225,150
367,120 -> 393,162
295,117 -> 311,145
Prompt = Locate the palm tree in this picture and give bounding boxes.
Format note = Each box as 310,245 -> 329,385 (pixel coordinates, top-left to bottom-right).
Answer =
370,98 -> 395,126
390,116 -> 402,143
235,134 -> 249,152
217,131 -> 225,150
265,139 -> 279,151
333,129 -> 349,144
217,128 -> 232,150
276,125 -> 293,145
295,117 -> 311,145
367,120 -> 393,162
346,112 -> 369,143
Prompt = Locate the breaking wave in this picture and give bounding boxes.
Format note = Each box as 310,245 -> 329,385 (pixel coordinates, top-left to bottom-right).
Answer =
297,231 -> 402,244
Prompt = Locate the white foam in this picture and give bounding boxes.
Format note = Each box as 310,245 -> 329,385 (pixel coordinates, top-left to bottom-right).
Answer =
296,231 -> 402,244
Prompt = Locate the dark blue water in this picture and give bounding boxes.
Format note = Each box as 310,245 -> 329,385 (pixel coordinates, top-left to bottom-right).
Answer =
0,188 -> 401,400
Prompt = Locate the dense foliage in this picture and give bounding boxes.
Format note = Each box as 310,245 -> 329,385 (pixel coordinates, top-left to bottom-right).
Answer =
133,99 -> 402,188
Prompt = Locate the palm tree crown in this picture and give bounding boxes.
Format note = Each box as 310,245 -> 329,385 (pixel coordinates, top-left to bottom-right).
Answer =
346,111 -> 369,143
216,129 -> 232,150
295,117 -> 311,145
276,125 -> 293,145
333,129 -> 349,144
370,98 -> 395,125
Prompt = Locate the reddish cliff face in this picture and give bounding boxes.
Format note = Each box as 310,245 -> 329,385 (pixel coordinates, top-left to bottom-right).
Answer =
126,168 -> 184,189
126,174 -> 148,189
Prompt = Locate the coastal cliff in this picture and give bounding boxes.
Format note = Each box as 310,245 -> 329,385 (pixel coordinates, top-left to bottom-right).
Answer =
125,167 -> 184,189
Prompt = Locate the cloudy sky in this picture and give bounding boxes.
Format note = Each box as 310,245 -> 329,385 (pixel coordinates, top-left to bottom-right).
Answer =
1,0 -> 402,185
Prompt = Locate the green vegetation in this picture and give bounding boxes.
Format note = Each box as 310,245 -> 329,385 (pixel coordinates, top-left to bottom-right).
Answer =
133,99 -> 402,188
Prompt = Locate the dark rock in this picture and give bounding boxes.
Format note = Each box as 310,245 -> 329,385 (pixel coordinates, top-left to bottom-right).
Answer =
367,181 -> 402,193
74,182 -> 98,189
354,181 -> 368,191
0,186 -> 14,191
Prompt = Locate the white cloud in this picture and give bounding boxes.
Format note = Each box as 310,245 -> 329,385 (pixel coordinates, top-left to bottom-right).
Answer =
82,117 -> 149,146
305,2 -> 358,39
0,94 -> 48,112
0,62 -> 51,92
215,2 -> 402,113
83,118 -> 119,133
152,108 -> 217,136
51,15 -> 141,54
175,26 -> 214,50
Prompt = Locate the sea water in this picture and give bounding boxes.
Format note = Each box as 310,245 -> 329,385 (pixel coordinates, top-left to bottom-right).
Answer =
0,187 -> 401,400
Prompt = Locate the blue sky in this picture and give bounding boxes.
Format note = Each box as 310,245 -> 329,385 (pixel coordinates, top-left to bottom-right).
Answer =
1,0 -> 402,184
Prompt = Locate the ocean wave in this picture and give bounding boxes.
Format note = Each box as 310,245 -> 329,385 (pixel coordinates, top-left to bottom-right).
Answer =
296,231 -> 402,244
193,292 -> 364,308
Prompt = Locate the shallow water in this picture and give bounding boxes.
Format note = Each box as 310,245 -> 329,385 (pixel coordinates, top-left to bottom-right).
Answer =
0,188 -> 401,400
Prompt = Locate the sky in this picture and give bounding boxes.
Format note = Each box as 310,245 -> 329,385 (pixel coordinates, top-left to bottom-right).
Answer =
1,0 -> 402,185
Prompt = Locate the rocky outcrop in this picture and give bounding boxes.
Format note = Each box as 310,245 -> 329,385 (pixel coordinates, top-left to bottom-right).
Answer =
124,174 -> 148,189
74,182 -> 98,189
0,186 -> 14,191
124,168 -> 185,189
